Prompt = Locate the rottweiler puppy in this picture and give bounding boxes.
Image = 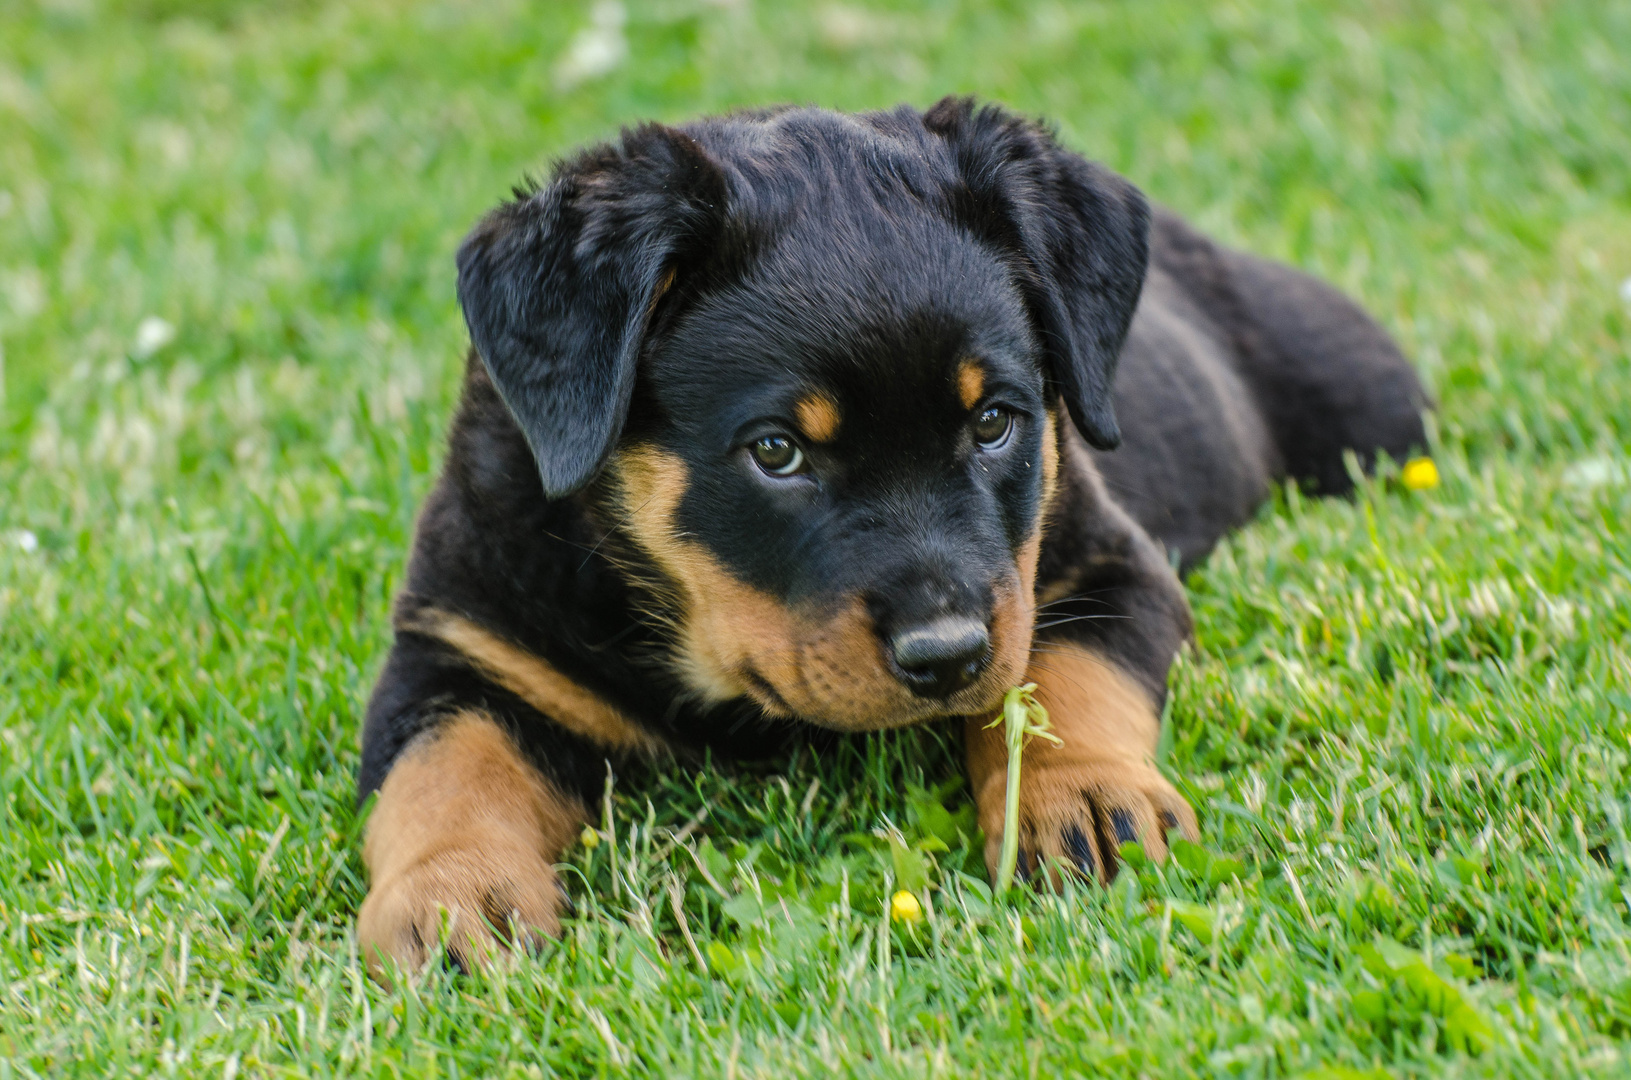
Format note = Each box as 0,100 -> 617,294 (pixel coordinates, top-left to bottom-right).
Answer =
355,98 -> 1427,976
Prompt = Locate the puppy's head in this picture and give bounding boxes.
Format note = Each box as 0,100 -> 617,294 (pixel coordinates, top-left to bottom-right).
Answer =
456,99 -> 1149,731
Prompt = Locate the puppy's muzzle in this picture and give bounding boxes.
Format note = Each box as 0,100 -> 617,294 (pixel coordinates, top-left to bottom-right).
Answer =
887,616 -> 991,698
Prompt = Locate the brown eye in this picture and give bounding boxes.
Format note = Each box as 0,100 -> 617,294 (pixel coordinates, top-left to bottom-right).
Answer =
973,407 -> 1013,449
752,435 -> 804,476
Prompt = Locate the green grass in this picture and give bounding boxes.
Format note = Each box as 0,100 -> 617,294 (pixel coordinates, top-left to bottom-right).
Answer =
3,0 -> 1631,1074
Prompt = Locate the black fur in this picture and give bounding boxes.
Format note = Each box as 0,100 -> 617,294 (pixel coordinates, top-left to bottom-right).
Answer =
456,124 -> 729,499
358,99 -> 1427,869
923,97 -> 1149,450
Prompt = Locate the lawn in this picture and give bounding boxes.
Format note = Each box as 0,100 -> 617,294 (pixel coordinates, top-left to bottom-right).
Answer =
3,0 -> 1631,1074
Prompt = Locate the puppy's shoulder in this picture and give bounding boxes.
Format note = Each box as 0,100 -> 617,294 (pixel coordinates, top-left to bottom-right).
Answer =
1037,411 -> 1170,585
401,353 -> 627,653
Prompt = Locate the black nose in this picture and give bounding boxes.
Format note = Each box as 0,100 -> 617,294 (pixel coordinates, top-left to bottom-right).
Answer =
888,617 -> 991,698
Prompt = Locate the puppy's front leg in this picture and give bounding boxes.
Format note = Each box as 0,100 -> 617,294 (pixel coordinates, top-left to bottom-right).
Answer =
966,646 -> 1197,887
357,712 -> 585,981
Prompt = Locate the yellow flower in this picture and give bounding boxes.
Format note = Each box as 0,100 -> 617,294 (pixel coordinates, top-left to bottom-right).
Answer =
890,889 -> 923,925
1401,457 -> 1440,491
580,825 -> 600,850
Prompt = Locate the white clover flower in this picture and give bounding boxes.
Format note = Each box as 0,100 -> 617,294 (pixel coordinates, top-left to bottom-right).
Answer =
133,316 -> 176,359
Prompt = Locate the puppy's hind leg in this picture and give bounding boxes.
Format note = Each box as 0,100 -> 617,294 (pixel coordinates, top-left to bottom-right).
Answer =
1225,247 -> 1430,494
1151,209 -> 1431,496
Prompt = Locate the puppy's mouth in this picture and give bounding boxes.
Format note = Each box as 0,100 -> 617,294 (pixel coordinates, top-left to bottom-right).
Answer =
738,666 -> 795,717
718,573 -> 1037,732
740,659 -> 1016,733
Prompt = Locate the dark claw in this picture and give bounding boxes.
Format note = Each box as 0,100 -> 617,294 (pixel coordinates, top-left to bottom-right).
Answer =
481,887 -> 517,944
1064,825 -> 1097,877
1110,809 -> 1137,844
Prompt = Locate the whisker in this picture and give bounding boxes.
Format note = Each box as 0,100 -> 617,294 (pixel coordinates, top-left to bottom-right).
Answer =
1032,613 -> 1132,632
1019,655 -> 1097,699
1035,589 -> 1118,614
577,490 -> 659,572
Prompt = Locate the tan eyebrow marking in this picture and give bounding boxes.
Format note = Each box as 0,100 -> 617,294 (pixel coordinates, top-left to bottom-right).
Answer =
794,393 -> 841,443
957,359 -> 986,410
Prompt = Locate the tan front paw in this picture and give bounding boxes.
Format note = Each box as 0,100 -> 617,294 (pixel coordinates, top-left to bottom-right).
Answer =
357,837 -> 565,982
357,713 -> 587,984
966,647 -> 1199,888
975,759 -> 1198,887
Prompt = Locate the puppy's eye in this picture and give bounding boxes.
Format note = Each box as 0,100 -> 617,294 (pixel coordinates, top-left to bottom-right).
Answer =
752,435 -> 805,476
973,407 -> 1013,449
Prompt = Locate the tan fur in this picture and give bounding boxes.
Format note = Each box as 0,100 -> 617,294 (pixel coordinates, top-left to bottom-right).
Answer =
357,713 -> 585,982
1040,406 -> 1060,511
399,607 -> 666,756
1033,406 -> 1164,609
614,445 -> 1039,730
966,644 -> 1198,887
956,359 -> 986,410
988,531 -> 1040,694
651,265 -> 677,310
794,393 -> 841,443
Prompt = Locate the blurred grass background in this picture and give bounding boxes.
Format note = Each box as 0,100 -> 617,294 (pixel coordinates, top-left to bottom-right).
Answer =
2,0 -> 1631,1075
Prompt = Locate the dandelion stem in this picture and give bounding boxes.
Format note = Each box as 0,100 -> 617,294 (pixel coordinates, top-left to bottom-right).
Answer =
986,684 -> 1062,897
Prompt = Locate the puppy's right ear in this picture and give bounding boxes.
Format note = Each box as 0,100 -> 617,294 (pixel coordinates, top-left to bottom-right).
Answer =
456,124 -> 726,499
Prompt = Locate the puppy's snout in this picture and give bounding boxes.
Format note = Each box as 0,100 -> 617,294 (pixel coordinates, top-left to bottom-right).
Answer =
887,617 -> 991,698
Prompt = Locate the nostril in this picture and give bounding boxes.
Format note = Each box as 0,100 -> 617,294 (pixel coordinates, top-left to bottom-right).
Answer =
888,617 -> 991,698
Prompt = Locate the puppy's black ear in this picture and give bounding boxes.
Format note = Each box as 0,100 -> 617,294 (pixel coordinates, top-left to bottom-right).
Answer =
925,98 -> 1149,450
456,124 -> 726,497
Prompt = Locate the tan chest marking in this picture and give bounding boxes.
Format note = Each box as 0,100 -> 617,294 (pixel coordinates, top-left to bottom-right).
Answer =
398,607 -> 667,756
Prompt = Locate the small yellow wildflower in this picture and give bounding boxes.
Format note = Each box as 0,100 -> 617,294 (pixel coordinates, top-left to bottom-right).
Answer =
890,889 -> 923,925
580,825 -> 600,850
1401,457 -> 1440,491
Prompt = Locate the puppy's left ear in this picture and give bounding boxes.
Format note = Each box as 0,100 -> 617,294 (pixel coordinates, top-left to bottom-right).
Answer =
925,98 -> 1149,450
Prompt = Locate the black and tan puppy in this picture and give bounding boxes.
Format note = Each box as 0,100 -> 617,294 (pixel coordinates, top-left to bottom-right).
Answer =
355,99 -> 1427,976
